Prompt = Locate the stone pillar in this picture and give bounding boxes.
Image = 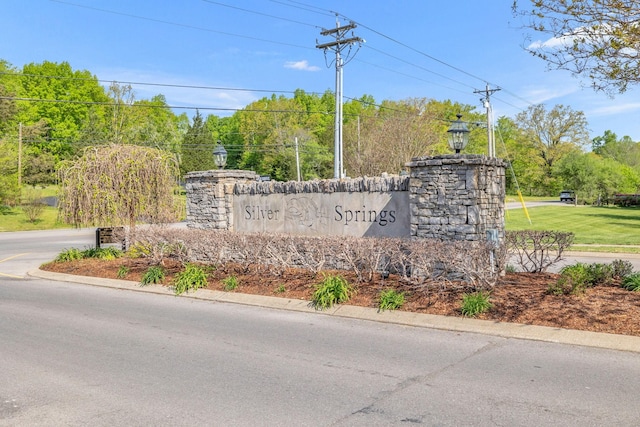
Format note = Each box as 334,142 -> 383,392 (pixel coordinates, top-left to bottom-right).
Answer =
185,170 -> 258,230
406,154 -> 505,242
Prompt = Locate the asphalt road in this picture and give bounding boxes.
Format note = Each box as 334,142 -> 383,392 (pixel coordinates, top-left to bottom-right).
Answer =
1,229 -> 640,425
3,274 -> 640,426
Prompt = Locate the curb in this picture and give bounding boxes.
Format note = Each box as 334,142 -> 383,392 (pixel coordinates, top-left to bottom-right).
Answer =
29,268 -> 640,354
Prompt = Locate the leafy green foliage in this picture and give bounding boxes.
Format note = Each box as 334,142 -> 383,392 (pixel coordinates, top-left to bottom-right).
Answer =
117,265 -> 130,279
549,263 -> 590,295
82,246 -> 123,260
222,275 -> 239,291
460,292 -> 492,317
274,284 -> 286,293
55,248 -> 83,262
140,266 -> 165,286
173,264 -> 208,295
310,275 -> 355,310
57,144 -> 180,228
584,262 -> 615,286
550,260 -> 635,295
611,259 -> 634,278
621,273 -> 640,292
378,289 -> 405,312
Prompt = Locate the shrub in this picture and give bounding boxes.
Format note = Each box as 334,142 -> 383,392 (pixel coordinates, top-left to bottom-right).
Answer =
621,273 -> 640,291
311,275 -> 355,310
506,230 -> 574,273
611,259 -> 634,279
173,263 -> 208,295
584,263 -> 614,286
140,266 -> 165,286
55,248 -> 83,262
117,266 -> 130,279
222,275 -> 239,291
274,284 -> 286,293
460,291 -> 492,317
378,289 -> 405,312
550,263 -> 590,295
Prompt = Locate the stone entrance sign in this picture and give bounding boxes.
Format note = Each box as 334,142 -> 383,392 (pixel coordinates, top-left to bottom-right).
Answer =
185,154 -> 506,243
233,191 -> 410,237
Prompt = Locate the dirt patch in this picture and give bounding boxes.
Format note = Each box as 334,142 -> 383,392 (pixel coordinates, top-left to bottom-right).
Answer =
41,258 -> 640,337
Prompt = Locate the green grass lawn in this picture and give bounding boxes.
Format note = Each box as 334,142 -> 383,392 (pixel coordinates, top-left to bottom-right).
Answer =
506,205 -> 640,246
0,205 -> 72,232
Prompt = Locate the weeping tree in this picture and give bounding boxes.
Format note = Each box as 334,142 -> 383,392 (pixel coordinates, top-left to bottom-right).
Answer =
57,144 -> 181,229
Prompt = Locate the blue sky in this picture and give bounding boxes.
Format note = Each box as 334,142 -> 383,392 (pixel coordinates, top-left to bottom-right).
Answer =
3,0 -> 640,142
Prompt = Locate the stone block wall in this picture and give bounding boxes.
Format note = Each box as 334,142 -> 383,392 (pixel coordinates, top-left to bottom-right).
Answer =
185,154 -> 505,243
185,169 -> 258,230
407,154 -> 506,241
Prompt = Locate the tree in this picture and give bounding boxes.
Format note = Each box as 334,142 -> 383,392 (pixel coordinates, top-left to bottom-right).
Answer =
57,144 -> 180,228
17,61 -> 110,157
180,111 -> 216,176
0,60 -> 20,135
513,0 -> 640,93
592,130 -> 640,168
515,104 -> 589,194
556,151 -> 640,203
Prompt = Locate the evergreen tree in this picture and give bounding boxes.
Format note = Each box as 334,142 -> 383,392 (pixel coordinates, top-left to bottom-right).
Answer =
180,111 -> 216,176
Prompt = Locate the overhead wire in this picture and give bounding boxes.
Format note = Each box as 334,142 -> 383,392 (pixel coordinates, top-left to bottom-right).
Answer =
42,0 -> 541,118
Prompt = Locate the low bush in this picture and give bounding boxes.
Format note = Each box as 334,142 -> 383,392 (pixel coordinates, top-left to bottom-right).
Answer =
173,264 -> 208,295
506,230 -> 574,273
611,259 -> 634,278
460,291 -> 492,317
550,263 -> 590,295
584,263 -> 614,286
311,275 -> 355,310
378,289 -> 405,312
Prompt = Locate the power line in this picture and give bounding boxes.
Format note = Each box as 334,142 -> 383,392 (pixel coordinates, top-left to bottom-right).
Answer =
201,0 -> 321,29
49,0 -> 314,51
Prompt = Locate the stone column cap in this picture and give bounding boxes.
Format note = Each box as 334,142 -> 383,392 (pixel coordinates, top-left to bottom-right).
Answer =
406,154 -> 506,168
185,169 -> 259,181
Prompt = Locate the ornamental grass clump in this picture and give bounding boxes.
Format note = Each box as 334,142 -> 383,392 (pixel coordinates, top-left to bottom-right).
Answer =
460,291 -> 492,317
378,289 -> 405,312
173,263 -> 208,295
621,273 -> 640,292
140,266 -> 165,286
310,275 -> 355,310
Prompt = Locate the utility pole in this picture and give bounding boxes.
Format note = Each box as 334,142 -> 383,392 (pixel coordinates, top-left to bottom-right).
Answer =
294,136 -> 301,182
316,19 -> 363,179
18,122 -> 22,188
474,84 -> 500,158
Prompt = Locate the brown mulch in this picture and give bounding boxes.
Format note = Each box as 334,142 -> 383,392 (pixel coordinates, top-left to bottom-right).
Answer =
40,257 -> 640,337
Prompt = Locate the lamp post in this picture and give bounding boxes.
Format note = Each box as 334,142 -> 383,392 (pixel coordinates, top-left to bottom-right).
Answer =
213,141 -> 227,169
447,114 -> 470,154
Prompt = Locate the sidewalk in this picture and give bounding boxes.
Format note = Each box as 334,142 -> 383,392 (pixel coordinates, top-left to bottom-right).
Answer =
30,268 -> 640,354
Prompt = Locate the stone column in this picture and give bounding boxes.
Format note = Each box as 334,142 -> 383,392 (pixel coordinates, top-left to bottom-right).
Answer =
406,154 -> 505,242
185,170 -> 258,230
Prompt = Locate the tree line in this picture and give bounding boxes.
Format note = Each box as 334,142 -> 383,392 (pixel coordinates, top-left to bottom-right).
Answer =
1,59 -> 639,207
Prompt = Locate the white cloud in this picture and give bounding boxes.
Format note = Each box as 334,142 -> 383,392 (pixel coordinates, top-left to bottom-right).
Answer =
520,85 -> 579,105
589,102 -> 640,116
284,60 -> 320,72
